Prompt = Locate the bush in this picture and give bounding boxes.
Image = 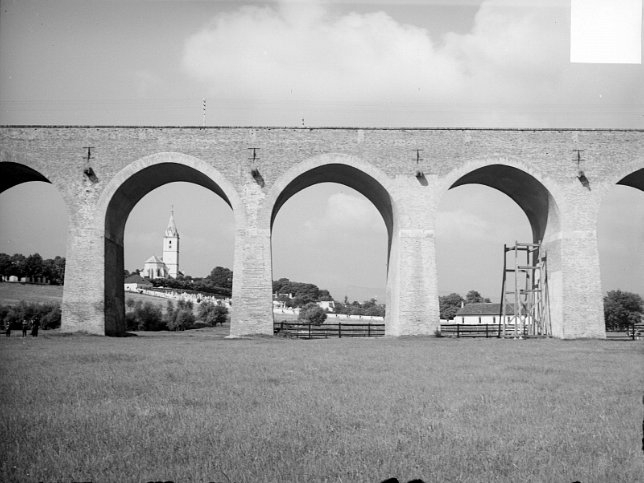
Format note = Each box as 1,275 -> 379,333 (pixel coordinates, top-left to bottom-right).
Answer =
128,301 -> 165,331
0,301 -> 61,330
198,301 -> 229,326
298,303 -> 327,326
165,299 -> 195,331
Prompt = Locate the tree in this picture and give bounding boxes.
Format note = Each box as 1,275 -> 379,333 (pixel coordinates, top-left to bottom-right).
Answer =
208,266 -> 233,290
298,302 -> 327,325
25,253 -> 44,279
0,253 -> 12,276
166,299 -> 195,331
466,290 -> 490,304
604,290 -> 643,330
439,293 -> 464,320
198,301 -> 229,326
134,302 -> 165,331
10,253 -> 26,278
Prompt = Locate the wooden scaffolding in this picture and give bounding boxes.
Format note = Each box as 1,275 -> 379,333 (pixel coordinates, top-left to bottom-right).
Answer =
499,241 -> 551,338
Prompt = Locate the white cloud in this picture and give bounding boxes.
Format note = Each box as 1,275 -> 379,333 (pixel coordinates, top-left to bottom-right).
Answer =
302,192 -> 385,239
436,208 -> 490,241
181,0 -> 643,127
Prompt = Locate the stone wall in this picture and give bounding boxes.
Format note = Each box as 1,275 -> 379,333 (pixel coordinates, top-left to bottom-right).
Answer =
1,126 -> 642,338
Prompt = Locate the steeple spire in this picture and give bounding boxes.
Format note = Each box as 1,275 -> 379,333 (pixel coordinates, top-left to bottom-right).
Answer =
165,207 -> 179,237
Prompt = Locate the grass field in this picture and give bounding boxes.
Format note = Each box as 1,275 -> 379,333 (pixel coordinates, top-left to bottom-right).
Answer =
0,283 -> 175,313
1,331 -> 642,483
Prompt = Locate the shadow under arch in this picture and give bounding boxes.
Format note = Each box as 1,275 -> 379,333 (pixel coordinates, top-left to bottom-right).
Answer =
0,161 -> 51,194
617,167 -> 644,191
449,164 -> 559,244
99,152 -> 241,335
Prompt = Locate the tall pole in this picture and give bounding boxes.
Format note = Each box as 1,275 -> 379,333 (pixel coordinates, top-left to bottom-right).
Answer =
202,97 -> 206,127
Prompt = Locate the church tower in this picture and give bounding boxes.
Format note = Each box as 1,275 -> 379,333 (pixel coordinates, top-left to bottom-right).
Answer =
162,209 -> 180,278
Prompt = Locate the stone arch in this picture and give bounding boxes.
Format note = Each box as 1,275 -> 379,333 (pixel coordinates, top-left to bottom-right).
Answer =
266,154 -> 395,249
597,164 -> 644,301
265,154 -> 396,329
0,161 -> 51,194
616,167 -> 644,192
438,160 -> 565,335
96,152 -> 242,335
0,160 -> 71,281
438,161 -> 563,245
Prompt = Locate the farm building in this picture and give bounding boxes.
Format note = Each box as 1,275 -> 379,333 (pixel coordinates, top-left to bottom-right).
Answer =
452,302 -> 528,325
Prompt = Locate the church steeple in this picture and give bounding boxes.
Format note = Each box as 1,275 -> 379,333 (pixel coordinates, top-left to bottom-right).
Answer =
165,207 -> 179,237
162,207 -> 180,278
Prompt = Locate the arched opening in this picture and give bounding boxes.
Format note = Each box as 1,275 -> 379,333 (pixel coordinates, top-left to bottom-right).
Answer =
0,163 -> 68,318
270,163 -> 393,330
438,164 -> 561,335
598,168 -> 644,330
104,161 -> 235,335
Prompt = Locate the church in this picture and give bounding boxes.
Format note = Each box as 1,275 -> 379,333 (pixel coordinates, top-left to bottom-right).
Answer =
141,211 -> 180,279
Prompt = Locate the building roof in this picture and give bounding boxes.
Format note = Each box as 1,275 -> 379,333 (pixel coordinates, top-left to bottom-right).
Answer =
124,274 -> 152,285
144,255 -> 166,265
165,211 -> 179,237
455,302 -> 525,316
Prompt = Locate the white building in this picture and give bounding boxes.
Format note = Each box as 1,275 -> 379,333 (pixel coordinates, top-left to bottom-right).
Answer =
451,302 -> 529,325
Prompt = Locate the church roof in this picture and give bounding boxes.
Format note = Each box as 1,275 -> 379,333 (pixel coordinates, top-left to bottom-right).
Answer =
144,255 -> 165,265
165,211 -> 179,237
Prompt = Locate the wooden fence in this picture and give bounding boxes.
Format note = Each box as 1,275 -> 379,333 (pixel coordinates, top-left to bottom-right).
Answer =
439,324 -> 528,338
605,323 -> 643,341
274,321 -> 385,339
274,321 -> 643,340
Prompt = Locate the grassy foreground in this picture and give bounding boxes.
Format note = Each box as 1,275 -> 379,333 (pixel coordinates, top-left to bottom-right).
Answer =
1,332 -> 642,483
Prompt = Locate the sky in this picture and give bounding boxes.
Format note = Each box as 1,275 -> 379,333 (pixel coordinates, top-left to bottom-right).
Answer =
0,0 -> 643,302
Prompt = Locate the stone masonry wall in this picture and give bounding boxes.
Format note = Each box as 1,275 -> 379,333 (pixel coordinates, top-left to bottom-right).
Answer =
1,126 -> 642,338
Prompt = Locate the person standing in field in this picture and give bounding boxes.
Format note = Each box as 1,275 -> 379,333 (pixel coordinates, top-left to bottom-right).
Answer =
31,318 -> 39,337
21,318 -> 28,337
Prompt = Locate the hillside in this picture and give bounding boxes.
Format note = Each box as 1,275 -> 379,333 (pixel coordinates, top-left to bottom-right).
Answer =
0,283 -> 170,313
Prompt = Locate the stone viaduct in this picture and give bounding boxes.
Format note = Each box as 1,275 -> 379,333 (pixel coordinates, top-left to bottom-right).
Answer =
1,126 -> 642,338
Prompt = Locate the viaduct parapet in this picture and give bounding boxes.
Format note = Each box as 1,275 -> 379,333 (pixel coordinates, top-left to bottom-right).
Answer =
1,126 -> 643,338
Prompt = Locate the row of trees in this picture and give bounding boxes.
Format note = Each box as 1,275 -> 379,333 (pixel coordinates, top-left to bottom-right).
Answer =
333,298 -> 386,317
128,266 -> 234,297
125,299 -> 228,332
0,253 -> 66,285
0,301 -> 62,330
273,278 -> 332,307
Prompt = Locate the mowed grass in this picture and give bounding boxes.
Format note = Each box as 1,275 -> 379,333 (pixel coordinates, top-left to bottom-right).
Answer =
1,333 -> 643,483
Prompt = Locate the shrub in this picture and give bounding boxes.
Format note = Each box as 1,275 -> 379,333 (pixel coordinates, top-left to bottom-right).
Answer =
298,303 -> 327,326
198,301 -> 229,326
129,302 -> 165,331
0,301 -> 61,330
